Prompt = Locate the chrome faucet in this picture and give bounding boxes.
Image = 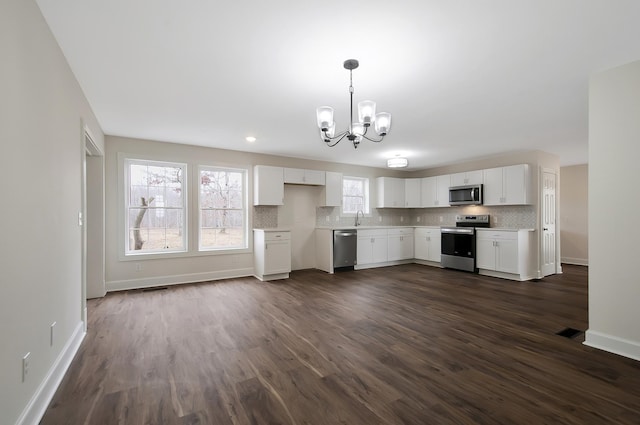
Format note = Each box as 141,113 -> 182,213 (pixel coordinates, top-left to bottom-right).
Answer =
355,209 -> 364,226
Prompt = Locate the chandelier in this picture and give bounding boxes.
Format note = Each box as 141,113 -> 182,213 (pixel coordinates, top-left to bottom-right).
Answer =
316,59 -> 392,149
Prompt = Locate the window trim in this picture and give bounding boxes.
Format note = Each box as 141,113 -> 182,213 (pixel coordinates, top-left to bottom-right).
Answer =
198,165 -> 249,253
341,175 -> 371,216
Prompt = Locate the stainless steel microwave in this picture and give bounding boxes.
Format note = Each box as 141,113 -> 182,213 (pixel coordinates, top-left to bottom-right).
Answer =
449,184 -> 483,206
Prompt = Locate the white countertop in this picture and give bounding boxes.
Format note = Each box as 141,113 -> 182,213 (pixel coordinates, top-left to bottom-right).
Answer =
253,228 -> 291,232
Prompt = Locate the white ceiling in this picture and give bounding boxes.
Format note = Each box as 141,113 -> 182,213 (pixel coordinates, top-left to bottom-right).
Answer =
36,0 -> 640,170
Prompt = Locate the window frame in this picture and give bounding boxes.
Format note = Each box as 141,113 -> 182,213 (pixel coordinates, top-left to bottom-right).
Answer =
198,165 -> 249,253
342,176 -> 370,216
123,157 -> 188,257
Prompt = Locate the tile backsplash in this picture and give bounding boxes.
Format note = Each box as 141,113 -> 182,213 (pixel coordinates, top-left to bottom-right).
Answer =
257,204 -> 537,230
410,205 -> 537,229
253,206 -> 278,228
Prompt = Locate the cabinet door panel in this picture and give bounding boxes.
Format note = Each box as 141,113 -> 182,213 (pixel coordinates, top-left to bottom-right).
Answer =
414,231 -> 429,260
436,175 -> 451,207
497,239 -> 519,274
482,167 -> 503,206
405,178 -> 421,207
265,241 -> 291,274
503,164 -> 528,205
475,238 -> 496,270
372,237 -> 388,263
427,231 -> 441,263
357,237 -> 373,265
420,177 -> 437,207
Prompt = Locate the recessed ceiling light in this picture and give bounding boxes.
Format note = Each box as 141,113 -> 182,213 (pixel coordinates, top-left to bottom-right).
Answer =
245,136 -> 256,142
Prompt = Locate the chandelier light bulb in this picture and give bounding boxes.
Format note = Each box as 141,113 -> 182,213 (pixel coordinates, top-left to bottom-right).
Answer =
316,106 -> 334,131
358,100 -> 376,126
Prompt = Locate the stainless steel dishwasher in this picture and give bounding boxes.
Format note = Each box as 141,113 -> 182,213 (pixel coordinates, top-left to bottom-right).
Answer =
333,229 -> 357,269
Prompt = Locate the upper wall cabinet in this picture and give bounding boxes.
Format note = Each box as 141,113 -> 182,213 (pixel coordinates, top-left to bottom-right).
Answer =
283,168 -> 326,185
254,165 -> 284,206
420,175 -> 451,208
320,171 -> 343,207
450,170 -> 483,187
483,164 -> 532,206
404,178 -> 422,208
376,177 -> 405,208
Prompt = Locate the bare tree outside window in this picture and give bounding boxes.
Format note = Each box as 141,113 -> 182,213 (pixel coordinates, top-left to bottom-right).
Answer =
126,160 -> 186,253
200,167 -> 246,250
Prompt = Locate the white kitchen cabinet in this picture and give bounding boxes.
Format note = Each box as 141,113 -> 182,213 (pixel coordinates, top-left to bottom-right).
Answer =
254,165 -> 284,206
387,228 -> 414,261
284,168 -> 326,185
376,177 -> 405,208
420,175 -> 451,207
450,170 -> 483,187
357,229 -> 388,265
476,229 -> 534,281
483,164 -> 531,206
414,227 -> 441,263
404,178 -> 422,207
320,171 -> 343,207
254,230 -> 291,281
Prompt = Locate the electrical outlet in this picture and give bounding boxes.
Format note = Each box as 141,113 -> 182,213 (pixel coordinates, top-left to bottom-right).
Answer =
335,215 -> 339,222
416,217 -> 421,223
400,216 -> 404,222
325,215 -> 330,222
439,216 -> 443,223
50,322 -> 56,346
378,216 -> 382,222
22,352 -> 30,382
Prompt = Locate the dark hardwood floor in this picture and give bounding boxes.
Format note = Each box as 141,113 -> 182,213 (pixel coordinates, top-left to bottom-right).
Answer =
41,264 -> 640,424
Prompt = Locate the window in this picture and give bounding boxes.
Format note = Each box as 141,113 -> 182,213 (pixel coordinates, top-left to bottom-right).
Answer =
342,176 -> 370,215
199,166 -> 247,251
125,159 -> 186,255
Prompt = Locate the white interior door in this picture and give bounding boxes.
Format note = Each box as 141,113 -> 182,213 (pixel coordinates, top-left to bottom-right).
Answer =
541,170 -> 557,277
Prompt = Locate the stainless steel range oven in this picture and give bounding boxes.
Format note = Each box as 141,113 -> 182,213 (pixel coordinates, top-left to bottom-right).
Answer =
441,215 -> 490,272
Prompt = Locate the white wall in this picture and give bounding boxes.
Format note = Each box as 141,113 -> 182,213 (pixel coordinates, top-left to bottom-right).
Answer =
586,59 -> 640,361
0,1 -> 104,423
560,165 -> 588,265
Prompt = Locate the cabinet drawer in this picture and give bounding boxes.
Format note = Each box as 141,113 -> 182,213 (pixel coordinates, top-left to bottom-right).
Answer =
476,230 -> 517,241
265,231 -> 290,241
387,228 -> 414,236
358,229 -> 388,238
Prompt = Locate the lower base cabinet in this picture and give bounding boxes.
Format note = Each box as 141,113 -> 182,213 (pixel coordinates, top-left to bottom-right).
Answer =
387,228 -> 414,261
357,229 -> 388,266
254,230 -> 291,281
414,228 -> 441,263
475,229 -> 535,281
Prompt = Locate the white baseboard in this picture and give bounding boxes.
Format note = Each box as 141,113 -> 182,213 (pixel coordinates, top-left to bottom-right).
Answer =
16,322 -> 85,425
561,257 -> 589,266
584,330 -> 640,362
106,267 -> 254,292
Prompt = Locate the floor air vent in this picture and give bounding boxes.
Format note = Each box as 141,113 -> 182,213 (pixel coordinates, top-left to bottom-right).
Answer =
556,327 -> 583,339
141,286 -> 169,292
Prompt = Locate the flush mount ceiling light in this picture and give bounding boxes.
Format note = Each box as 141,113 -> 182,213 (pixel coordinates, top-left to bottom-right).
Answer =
387,156 -> 408,168
245,136 -> 256,142
316,59 -> 392,149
